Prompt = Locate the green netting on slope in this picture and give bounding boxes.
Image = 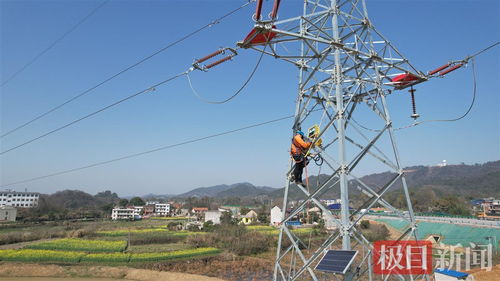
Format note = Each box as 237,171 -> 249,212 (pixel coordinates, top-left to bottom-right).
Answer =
374,219 -> 500,249
374,218 -> 410,232
415,222 -> 500,249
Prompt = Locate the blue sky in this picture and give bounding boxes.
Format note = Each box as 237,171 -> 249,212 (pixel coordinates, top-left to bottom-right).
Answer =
1,0 -> 499,196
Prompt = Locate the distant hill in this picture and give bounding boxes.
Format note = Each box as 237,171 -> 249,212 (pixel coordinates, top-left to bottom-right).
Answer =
174,182 -> 277,198
216,183 -> 277,198
30,161 -> 498,212
269,160 -> 500,201
36,189 -> 120,211
176,184 -> 234,198
143,161 -> 499,202
360,160 -> 500,197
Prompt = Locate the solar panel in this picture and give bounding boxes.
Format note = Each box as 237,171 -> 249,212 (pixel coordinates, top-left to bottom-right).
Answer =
315,250 -> 358,274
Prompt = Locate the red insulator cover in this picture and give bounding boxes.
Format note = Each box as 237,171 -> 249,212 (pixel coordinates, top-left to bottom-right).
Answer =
271,0 -> 281,20
428,63 -> 451,75
242,26 -> 277,46
205,55 -> 233,69
255,0 -> 263,21
391,73 -> 420,87
439,64 -> 463,76
197,49 -> 224,63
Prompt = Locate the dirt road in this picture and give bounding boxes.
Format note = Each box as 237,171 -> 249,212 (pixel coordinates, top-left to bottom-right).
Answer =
0,263 -> 226,281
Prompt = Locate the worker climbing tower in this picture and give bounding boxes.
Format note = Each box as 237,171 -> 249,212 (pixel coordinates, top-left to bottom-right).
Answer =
238,0 -> 430,280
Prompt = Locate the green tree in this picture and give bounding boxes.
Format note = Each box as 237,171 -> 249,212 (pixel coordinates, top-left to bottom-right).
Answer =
433,196 -> 471,216
240,207 -> 250,215
220,211 -> 234,225
203,220 -> 215,232
118,199 -> 129,207
360,220 -> 370,229
100,203 -> 114,213
129,197 -> 145,206
258,212 -> 269,223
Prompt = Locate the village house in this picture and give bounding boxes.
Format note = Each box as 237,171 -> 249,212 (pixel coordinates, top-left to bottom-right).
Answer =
191,207 -> 208,214
142,204 -> 155,216
192,207 -> 208,220
270,206 -> 282,226
204,210 -> 222,224
240,210 -> 258,225
111,208 -> 134,220
178,208 -> 190,216
0,205 -> 17,221
0,191 -> 39,208
133,206 -> 143,217
219,205 -> 240,216
154,203 -> 170,216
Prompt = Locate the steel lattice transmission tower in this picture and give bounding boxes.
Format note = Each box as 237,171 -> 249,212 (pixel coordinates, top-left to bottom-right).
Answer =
238,0 -> 430,280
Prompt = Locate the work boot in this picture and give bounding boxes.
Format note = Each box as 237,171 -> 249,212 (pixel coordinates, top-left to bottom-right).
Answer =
295,181 -> 306,187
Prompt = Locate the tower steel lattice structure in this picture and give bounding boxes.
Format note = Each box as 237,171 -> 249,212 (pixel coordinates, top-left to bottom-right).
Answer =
238,0 -> 430,280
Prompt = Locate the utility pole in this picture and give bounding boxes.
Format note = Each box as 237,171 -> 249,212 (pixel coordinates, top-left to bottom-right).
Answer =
238,0 -> 429,280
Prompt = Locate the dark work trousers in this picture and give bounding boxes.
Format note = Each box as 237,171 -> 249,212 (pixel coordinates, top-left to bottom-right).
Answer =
293,159 -> 308,183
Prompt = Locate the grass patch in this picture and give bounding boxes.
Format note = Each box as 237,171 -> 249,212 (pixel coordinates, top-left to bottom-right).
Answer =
96,228 -> 203,238
81,252 -> 131,262
96,228 -> 169,237
150,217 -> 189,220
246,225 -> 275,231
129,247 -> 220,262
128,242 -> 191,253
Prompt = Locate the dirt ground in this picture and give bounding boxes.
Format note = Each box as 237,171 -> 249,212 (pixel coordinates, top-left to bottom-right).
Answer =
468,264 -> 500,281
0,263 -> 226,281
368,219 -> 401,239
2,277 -> 120,281
0,260 -> 498,281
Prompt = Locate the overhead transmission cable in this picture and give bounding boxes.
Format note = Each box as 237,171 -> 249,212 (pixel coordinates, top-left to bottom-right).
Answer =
467,41 -> 499,59
0,71 -> 188,156
0,114 -> 294,187
0,0 -> 254,139
1,0 -> 110,88
0,38 -> 268,156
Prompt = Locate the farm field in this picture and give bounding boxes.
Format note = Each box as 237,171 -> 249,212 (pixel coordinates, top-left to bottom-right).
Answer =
0,245 -> 220,264
0,218 -> 326,280
26,238 -> 127,252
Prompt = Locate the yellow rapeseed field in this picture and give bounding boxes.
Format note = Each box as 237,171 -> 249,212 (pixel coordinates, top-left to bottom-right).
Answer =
26,238 -> 127,252
0,249 -> 85,262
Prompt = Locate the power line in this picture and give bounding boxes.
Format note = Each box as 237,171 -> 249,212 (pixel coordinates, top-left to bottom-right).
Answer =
0,114 -> 293,187
467,41 -> 499,59
352,40 -> 498,133
186,43 -> 268,104
0,0 -> 110,88
0,71 -> 188,156
0,0 -> 254,139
